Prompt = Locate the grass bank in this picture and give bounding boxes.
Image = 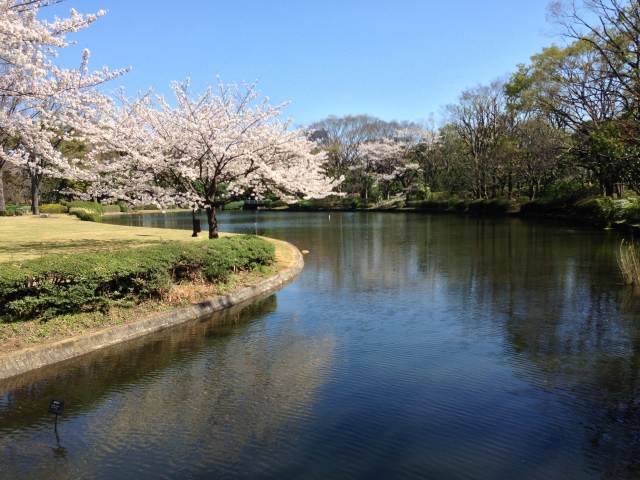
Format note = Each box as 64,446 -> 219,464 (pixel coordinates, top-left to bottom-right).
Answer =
0,216 -> 295,352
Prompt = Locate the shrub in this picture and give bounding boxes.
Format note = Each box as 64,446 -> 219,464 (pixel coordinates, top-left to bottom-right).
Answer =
0,235 -> 275,321
621,198 -> 640,225
466,198 -> 512,216
265,199 -> 288,209
67,200 -> 104,214
69,207 -> 102,222
539,179 -> 599,206
102,204 -> 121,213
0,204 -> 31,216
40,203 -> 68,214
133,204 -> 160,211
224,200 -> 244,211
117,201 -> 130,213
572,197 -> 628,227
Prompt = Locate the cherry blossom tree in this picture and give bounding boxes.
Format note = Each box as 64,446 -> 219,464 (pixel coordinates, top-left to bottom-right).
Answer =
89,80 -> 338,238
352,128 -> 424,201
0,1 -> 126,214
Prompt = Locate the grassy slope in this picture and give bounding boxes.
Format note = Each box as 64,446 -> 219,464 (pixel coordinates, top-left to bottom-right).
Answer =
0,215 -> 296,352
0,215 -> 207,263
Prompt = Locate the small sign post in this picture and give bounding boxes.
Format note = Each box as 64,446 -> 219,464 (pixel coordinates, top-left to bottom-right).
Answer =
49,399 -> 64,434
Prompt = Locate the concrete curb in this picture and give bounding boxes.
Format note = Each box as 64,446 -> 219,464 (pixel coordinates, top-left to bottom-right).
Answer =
0,239 -> 304,382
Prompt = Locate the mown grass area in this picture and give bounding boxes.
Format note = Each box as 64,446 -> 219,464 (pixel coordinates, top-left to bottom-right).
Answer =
0,216 -> 292,352
0,215 -> 204,263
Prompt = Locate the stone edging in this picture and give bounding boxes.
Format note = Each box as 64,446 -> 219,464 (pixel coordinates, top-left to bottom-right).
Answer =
0,239 -> 304,382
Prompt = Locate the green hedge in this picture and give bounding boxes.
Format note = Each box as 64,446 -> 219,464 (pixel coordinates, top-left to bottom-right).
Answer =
69,207 -> 102,222
133,204 -> 160,211
66,200 -> 104,214
224,200 -> 244,211
0,204 -> 31,216
40,203 -> 68,214
102,204 -> 121,213
0,235 -> 275,321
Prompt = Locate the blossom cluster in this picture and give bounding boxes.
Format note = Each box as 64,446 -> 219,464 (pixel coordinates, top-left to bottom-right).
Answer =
0,1 -> 337,222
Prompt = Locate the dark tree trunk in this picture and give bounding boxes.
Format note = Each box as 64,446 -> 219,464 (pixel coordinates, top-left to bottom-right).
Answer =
30,175 -> 40,215
0,166 -> 5,214
191,209 -> 201,237
206,206 -> 219,239
603,180 -> 615,197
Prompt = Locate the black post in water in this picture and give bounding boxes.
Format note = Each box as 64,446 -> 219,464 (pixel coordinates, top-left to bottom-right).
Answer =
48,399 -> 64,439
192,209 -> 202,237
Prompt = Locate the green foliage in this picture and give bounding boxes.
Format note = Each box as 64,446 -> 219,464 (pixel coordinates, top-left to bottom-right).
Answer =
0,236 -> 275,322
289,195 -> 357,211
117,201 -> 130,213
572,197 -> 628,227
467,198 -> 512,216
102,204 -> 121,213
66,200 -> 104,214
133,204 -> 160,211
0,204 -> 31,216
224,200 -> 244,210
64,201 -> 104,222
621,198 -> 640,225
68,207 -> 102,223
39,203 -> 68,214
264,199 -> 289,209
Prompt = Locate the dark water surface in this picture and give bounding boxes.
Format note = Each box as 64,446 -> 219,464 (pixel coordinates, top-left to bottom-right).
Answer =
2,211 -> 640,479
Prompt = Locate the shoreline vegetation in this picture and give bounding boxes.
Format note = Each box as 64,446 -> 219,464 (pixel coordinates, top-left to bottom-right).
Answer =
0,216 -> 297,354
258,194 -> 640,234
619,241 -> 640,287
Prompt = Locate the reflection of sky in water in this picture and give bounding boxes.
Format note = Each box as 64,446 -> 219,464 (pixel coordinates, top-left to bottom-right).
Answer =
1,212 -> 639,479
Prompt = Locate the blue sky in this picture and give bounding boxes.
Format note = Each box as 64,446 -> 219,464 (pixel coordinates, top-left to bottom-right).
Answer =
47,0 -> 559,126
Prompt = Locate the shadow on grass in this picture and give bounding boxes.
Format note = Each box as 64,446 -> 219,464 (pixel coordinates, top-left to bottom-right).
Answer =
0,238 -> 170,263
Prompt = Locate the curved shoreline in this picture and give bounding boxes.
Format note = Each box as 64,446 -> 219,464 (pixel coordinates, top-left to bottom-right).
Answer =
0,238 -> 304,382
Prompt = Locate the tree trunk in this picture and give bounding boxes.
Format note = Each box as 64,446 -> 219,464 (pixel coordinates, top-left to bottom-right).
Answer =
603,180 -> 615,197
30,175 -> 40,215
191,209 -> 201,237
0,166 -> 5,214
206,206 -> 219,239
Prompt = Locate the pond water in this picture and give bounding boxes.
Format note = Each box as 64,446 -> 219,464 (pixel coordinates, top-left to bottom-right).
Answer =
2,211 -> 640,479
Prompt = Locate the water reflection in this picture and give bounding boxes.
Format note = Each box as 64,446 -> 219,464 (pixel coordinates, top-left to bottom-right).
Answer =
0,211 -> 638,478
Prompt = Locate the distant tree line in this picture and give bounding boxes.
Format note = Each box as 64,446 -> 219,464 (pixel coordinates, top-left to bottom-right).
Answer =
309,0 -> 640,204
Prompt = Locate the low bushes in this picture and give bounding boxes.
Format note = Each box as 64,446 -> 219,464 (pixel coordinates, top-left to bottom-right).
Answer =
66,200 -> 104,214
69,207 -> 102,222
40,203 -> 68,214
0,235 -> 275,321
467,198 -> 512,216
224,200 -> 244,210
133,204 -> 160,211
0,204 -> 31,216
65,201 -> 103,222
405,196 -> 512,216
102,204 -> 121,214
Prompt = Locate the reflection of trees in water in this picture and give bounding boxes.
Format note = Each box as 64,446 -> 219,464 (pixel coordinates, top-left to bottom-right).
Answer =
279,211 -> 640,477
437,219 -> 640,478
0,294 -> 335,478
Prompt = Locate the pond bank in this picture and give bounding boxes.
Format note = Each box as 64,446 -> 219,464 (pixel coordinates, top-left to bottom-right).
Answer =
0,237 -> 303,381
265,197 -> 640,234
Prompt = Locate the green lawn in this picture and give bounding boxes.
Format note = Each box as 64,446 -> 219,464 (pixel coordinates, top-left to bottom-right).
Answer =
0,215 -> 204,263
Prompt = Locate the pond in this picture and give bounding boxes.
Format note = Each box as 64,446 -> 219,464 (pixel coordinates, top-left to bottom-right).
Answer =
2,211 -> 640,479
